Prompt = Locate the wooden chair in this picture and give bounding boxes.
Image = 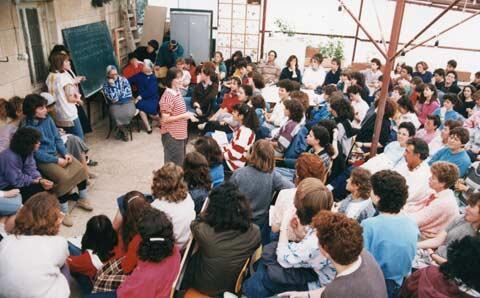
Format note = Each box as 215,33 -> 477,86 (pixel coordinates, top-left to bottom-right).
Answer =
100,91 -> 138,141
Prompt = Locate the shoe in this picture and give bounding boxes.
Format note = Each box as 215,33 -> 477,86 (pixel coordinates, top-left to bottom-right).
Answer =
62,213 -> 74,227
147,129 -> 152,134
87,159 -> 98,166
76,199 -> 93,211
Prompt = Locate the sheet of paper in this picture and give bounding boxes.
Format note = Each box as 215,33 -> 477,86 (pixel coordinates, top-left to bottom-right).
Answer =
212,130 -> 229,147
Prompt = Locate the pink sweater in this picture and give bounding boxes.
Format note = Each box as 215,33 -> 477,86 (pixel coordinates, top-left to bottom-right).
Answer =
404,189 -> 459,239
416,100 -> 440,125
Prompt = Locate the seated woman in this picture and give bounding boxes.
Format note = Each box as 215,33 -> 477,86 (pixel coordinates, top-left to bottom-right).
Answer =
183,152 -> 212,214
279,211 -> 388,298
361,121 -> 416,174
112,191 -> 150,276
396,95 -> 421,129
184,182 -> 261,296
405,161 -> 460,239
413,192 -> 479,269
401,235 -> 480,298
192,136 -> 224,187
191,62 -> 218,120
415,83 -> 440,126
103,65 -> 137,142
337,167 -> 375,223
230,140 -> 294,243
270,153 -> 327,235
150,163 -> 196,248
0,189 -> 21,239
242,178 -> 336,297
222,103 -> 259,172
270,99 -> 304,157
22,94 -> 90,226
302,54 -> 326,90
0,98 -> 21,152
68,215 -> 118,294
42,92 -> 98,180
353,98 -> 396,153
279,55 -> 302,83
0,127 -> 53,202
0,192 -> 70,298
128,59 -> 159,133
275,125 -> 335,182
416,114 -> 441,144
115,208 -> 181,297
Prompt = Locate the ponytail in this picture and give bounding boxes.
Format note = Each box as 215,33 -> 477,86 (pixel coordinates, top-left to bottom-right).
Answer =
233,103 -> 259,132
311,125 -> 334,157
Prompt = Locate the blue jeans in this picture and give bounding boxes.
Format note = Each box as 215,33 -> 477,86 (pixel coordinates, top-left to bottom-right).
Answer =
63,117 -> 85,140
0,193 -> 22,216
84,292 -> 117,298
242,260 -> 309,297
386,279 -> 401,298
274,167 -> 296,183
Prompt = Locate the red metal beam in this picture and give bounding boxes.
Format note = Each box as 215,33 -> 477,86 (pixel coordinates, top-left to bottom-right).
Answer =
401,10 -> 480,55
351,0 -> 365,63
259,0 -> 268,60
338,0 -> 388,60
401,0 -> 479,13
393,0 -> 462,59
370,0 -> 406,156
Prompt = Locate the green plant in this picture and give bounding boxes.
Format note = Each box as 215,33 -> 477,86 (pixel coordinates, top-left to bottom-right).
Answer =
274,19 -> 295,37
319,38 -> 345,61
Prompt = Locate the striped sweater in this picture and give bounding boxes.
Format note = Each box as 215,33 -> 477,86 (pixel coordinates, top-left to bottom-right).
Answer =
223,125 -> 255,171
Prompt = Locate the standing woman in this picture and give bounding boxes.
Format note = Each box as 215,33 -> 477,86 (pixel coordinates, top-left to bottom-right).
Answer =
160,67 -> 193,166
416,83 -> 440,126
103,65 -> 137,142
280,55 -> 302,83
48,45 -> 92,135
128,59 -> 159,133
46,52 -> 84,139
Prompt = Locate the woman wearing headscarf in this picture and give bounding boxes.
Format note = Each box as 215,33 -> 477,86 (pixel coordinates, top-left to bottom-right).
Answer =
103,65 -> 137,141
128,59 -> 159,133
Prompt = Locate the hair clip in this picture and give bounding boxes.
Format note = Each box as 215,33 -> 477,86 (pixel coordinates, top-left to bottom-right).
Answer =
150,237 -> 165,242
127,195 -> 140,204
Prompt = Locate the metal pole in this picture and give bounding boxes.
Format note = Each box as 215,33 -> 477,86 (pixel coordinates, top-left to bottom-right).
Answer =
370,0 -> 406,156
400,11 -> 480,56
393,0 -> 462,59
351,0 -> 364,63
338,0 -> 388,60
259,0 -> 268,60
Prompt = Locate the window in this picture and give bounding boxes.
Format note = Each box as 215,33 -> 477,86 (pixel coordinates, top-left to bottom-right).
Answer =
18,6 -> 48,85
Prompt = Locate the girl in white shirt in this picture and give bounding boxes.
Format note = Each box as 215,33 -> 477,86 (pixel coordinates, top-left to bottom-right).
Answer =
0,192 -> 69,298
302,55 -> 326,90
150,163 -> 195,248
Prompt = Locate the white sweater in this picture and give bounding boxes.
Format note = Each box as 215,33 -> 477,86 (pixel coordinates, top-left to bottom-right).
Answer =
0,235 -> 70,298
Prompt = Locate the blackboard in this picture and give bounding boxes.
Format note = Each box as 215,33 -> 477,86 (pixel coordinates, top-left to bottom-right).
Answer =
62,21 -> 117,98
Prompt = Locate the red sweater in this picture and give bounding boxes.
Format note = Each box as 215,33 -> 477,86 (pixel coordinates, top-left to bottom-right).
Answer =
113,233 -> 142,274
220,92 -> 240,113
67,251 -> 103,279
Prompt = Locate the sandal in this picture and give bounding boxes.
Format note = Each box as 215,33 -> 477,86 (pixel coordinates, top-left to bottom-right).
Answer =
87,159 -> 98,166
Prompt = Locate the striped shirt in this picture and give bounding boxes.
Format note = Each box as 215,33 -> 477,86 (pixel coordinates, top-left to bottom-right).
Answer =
160,88 -> 188,140
223,125 -> 255,171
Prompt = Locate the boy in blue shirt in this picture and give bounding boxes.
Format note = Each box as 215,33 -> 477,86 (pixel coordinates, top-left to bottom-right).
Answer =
429,127 -> 471,177
432,93 -> 464,127
361,170 -> 419,298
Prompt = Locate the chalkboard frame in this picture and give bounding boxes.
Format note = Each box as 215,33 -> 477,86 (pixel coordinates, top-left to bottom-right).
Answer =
62,21 -> 118,98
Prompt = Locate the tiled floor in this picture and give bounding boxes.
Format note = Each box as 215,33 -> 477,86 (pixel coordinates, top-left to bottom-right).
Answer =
59,119 -> 165,238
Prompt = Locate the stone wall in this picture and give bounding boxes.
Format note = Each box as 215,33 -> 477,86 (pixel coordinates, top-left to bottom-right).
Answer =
0,0 -> 122,124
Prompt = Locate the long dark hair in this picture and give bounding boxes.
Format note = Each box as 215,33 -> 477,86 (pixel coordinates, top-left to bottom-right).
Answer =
418,83 -> 438,104
232,103 -> 259,132
200,182 -> 252,233
81,215 -> 118,262
397,95 -> 416,113
285,55 -> 299,69
9,127 -> 41,160
121,191 -> 150,251
183,152 -> 212,190
330,96 -> 354,121
310,125 -> 334,157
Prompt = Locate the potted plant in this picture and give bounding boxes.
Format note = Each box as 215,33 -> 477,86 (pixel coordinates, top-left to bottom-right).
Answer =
319,37 -> 345,65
